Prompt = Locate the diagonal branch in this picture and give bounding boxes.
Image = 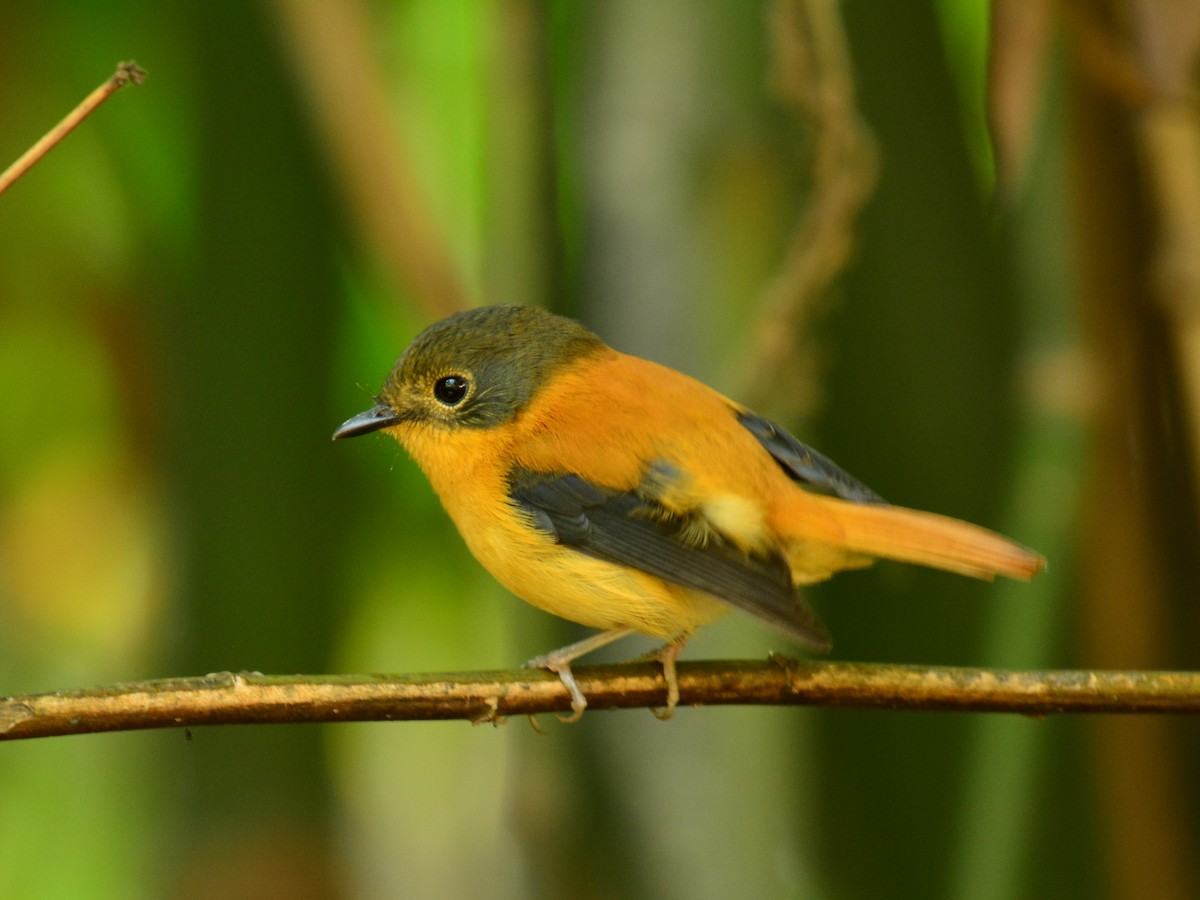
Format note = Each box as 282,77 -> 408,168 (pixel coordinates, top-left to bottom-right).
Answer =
2,660 -> 1199,741
0,60 -> 146,196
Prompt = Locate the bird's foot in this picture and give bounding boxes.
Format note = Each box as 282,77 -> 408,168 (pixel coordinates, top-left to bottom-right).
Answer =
641,635 -> 688,720
523,652 -> 588,723
524,627 -> 636,724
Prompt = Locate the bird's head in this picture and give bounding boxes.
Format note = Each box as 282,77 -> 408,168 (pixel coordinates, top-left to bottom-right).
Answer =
333,305 -> 606,441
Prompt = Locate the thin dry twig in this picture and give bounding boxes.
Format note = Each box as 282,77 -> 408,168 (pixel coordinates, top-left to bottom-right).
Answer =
741,0 -> 877,412
0,60 -> 146,196
2,660 -> 1198,742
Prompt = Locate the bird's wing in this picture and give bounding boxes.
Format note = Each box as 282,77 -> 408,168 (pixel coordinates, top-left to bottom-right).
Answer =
509,468 -> 830,651
736,411 -> 888,505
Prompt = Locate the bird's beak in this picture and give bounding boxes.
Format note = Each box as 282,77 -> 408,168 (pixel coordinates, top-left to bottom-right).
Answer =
332,404 -> 404,440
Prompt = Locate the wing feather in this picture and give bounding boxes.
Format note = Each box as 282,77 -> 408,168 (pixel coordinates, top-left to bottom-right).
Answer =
510,468 -> 830,650
737,411 -> 887,505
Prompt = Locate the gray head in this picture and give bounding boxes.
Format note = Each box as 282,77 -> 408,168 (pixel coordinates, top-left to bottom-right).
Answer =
333,305 -> 606,438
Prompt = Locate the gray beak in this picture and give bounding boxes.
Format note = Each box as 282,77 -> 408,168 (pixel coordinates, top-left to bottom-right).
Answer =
332,404 -> 403,440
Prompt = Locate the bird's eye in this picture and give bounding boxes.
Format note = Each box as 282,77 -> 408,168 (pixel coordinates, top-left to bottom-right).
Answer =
433,375 -> 470,406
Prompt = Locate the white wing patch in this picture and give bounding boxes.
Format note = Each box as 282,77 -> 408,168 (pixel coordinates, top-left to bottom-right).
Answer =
701,493 -> 767,552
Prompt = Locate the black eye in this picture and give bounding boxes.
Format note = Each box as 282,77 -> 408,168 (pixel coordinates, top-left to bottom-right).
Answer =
433,375 -> 469,406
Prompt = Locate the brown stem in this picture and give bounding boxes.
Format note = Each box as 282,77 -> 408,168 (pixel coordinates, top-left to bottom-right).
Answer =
3,660 -> 1198,741
0,61 -> 146,195
741,0 -> 877,413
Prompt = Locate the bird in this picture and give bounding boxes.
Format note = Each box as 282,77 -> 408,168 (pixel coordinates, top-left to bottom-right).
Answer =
334,304 -> 1044,720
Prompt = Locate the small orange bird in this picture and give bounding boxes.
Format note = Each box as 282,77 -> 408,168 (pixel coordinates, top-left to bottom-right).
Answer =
334,305 -> 1044,719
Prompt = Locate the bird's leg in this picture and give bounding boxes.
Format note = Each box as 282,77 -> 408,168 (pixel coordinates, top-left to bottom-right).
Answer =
524,627 -> 636,723
644,634 -> 689,720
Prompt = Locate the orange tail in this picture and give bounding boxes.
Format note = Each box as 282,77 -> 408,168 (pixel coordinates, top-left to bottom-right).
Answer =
775,493 -> 1045,581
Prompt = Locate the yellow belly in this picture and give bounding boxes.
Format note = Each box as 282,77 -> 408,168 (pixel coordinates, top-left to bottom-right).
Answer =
462,510 -> 730,639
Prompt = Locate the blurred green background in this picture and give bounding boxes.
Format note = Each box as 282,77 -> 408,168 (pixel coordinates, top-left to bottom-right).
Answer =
1,2 -> 1197,898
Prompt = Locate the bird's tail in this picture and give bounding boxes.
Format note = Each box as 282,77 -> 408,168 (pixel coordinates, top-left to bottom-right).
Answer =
774,492 -> 1045,582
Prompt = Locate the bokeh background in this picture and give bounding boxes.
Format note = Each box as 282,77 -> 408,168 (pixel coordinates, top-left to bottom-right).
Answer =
2,2 -> 1198,898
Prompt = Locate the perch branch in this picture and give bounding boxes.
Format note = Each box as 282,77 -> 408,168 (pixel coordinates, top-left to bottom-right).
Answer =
2,660 -> 1198,742
0,60 -> 146,196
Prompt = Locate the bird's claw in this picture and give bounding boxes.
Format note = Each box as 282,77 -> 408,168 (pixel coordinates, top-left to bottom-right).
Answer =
643,637 -> 685,720
524,654 -> 588,723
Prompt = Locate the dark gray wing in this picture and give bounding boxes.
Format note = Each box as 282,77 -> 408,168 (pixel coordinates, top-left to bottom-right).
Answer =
737,411 -> 887,505
509,468 -> 830,651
